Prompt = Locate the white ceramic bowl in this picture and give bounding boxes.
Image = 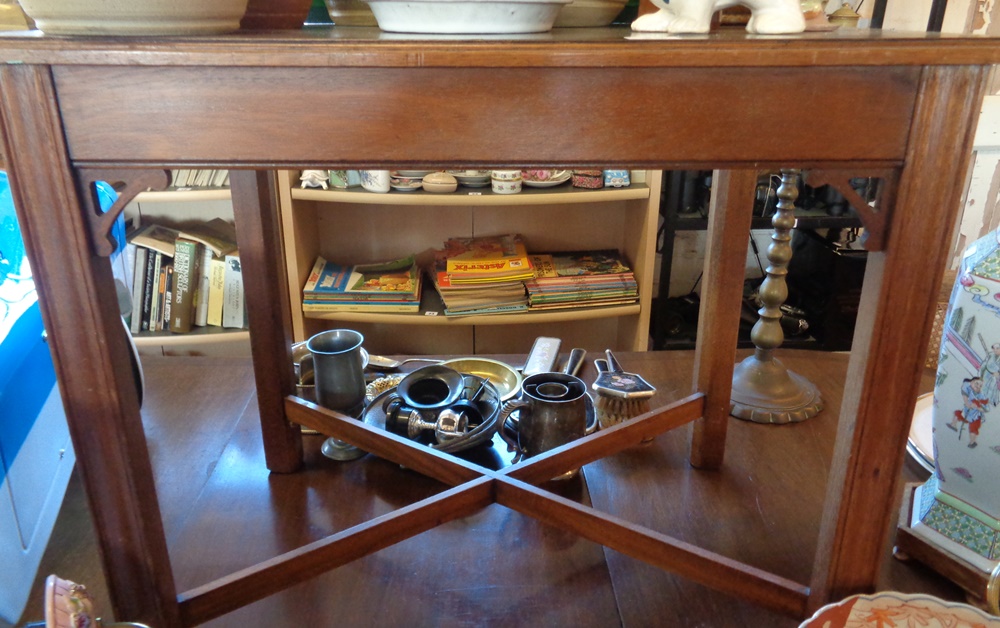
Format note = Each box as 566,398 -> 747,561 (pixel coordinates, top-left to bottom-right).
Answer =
363,0 -> 571,34
20,0 -> 249,34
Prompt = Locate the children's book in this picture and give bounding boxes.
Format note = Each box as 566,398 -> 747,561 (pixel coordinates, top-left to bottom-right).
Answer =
437,234 -> 533,281
303,255 -> 421,302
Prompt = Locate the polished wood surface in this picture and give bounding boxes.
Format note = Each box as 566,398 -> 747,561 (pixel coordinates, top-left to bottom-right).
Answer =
13,352 -> 958,627
0,28 -> 998,626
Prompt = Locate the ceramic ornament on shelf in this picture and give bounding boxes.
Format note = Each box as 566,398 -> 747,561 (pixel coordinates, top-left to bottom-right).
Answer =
631,0 -> 805,33
908,228 -> 1000,588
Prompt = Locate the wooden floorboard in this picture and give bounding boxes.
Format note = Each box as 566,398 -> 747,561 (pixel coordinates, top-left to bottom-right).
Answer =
13,352 -> 967,627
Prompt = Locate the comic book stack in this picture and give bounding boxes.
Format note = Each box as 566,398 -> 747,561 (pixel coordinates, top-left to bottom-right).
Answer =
524,249 -> 638,310
428,234 -> 531,316
302,254 -> 422,313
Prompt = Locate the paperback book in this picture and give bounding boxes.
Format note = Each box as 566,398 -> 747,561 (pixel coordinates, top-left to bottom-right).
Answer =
303,255 -> 421,304
525,249 -> 638,310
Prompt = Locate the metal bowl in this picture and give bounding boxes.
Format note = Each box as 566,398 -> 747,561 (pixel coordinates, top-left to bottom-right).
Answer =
440,357 -> 522,401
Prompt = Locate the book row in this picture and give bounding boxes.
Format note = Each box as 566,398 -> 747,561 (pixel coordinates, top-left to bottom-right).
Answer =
123,219 -> 245,334
169,169 -> 230,189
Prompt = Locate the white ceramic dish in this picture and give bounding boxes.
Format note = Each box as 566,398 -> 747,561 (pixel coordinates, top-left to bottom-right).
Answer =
907,392 -> 935,473
364,0 -> 571,34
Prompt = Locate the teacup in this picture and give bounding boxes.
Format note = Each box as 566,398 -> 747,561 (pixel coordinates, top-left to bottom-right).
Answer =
360,169 -> 391,193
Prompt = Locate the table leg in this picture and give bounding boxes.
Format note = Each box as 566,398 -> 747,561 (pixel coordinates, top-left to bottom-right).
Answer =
690,169 -> 757,469
809,64 -> 991,610
0,65 -> 180,626
229,170 -> 303,473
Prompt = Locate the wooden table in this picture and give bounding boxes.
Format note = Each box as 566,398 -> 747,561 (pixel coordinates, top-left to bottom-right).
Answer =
0,27 -> 997,627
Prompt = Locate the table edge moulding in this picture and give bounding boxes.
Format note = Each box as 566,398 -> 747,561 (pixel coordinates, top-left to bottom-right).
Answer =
0,27 -> 997,627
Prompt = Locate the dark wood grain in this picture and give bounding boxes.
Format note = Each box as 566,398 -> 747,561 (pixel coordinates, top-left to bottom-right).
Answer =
808,64 -> 990,611
13,354 -> 962,628
497,476 -> 810,618
689,169 -> 758,469
1,28 -> 1000,68
0,65 -> 181,626
177,477 -> 495,626
229,170 -> 303,473
0,29 -> 997,627
53,65 -> 918,167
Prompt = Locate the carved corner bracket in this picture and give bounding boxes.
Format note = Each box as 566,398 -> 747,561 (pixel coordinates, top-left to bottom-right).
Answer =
77,169 -> 170,257
804,169 -> 898,252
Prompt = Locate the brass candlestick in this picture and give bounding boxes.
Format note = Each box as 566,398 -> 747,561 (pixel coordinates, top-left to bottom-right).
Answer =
730,169 -> 823,424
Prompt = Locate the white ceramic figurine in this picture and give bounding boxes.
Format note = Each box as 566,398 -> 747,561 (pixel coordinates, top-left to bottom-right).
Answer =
631,0 -> 806,34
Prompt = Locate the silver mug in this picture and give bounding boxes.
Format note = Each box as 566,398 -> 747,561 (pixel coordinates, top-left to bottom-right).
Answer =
499,372 -> 596,469
306,329 -> 367,461
306,328 -> 366,416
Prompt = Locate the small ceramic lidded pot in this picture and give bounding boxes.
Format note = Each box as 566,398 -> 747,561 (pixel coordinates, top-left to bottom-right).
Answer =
911,228 -> 1000,576
491,169 -> 522,194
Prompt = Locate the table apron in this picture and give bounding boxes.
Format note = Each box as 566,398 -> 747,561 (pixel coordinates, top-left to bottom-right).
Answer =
52,64 -> 920,168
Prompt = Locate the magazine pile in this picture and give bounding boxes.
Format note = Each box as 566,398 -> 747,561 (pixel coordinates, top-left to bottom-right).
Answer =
524,250 -> 638,310
428,234 -> 531,316
302,254 -> 422,313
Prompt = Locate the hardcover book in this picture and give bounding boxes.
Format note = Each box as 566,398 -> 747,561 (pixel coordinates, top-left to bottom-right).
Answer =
140,249 -> 157,332
129,246 -> 148,334
170,239 -> 203,333
207,257 -> 227,327
222,253 -> 245,329
194,246 -> 215,326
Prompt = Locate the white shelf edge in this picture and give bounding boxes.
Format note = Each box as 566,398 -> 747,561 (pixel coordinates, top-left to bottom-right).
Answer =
302,304 -> 641,326
291,184 -> 649,206
135,188 -> 232,203
132,329 -> 249,346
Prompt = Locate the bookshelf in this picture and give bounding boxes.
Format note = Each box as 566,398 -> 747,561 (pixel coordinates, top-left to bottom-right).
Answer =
278,169 -> 661,356
124,185 -> 251,357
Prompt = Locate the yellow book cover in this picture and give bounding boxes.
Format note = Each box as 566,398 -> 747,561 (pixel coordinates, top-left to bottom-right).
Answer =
441,234 -> 531,277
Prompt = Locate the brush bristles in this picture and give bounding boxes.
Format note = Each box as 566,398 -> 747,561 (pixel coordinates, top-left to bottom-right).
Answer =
595,393 -> 651,430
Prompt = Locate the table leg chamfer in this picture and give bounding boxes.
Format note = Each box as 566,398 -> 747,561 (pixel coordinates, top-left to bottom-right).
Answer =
172,393 -> 812,626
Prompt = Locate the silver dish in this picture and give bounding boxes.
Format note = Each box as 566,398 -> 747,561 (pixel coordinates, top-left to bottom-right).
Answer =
440,357 -> 522,401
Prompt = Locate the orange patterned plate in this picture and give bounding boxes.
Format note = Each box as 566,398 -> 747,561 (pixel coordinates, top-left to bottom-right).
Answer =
800,592 -> 1000,627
